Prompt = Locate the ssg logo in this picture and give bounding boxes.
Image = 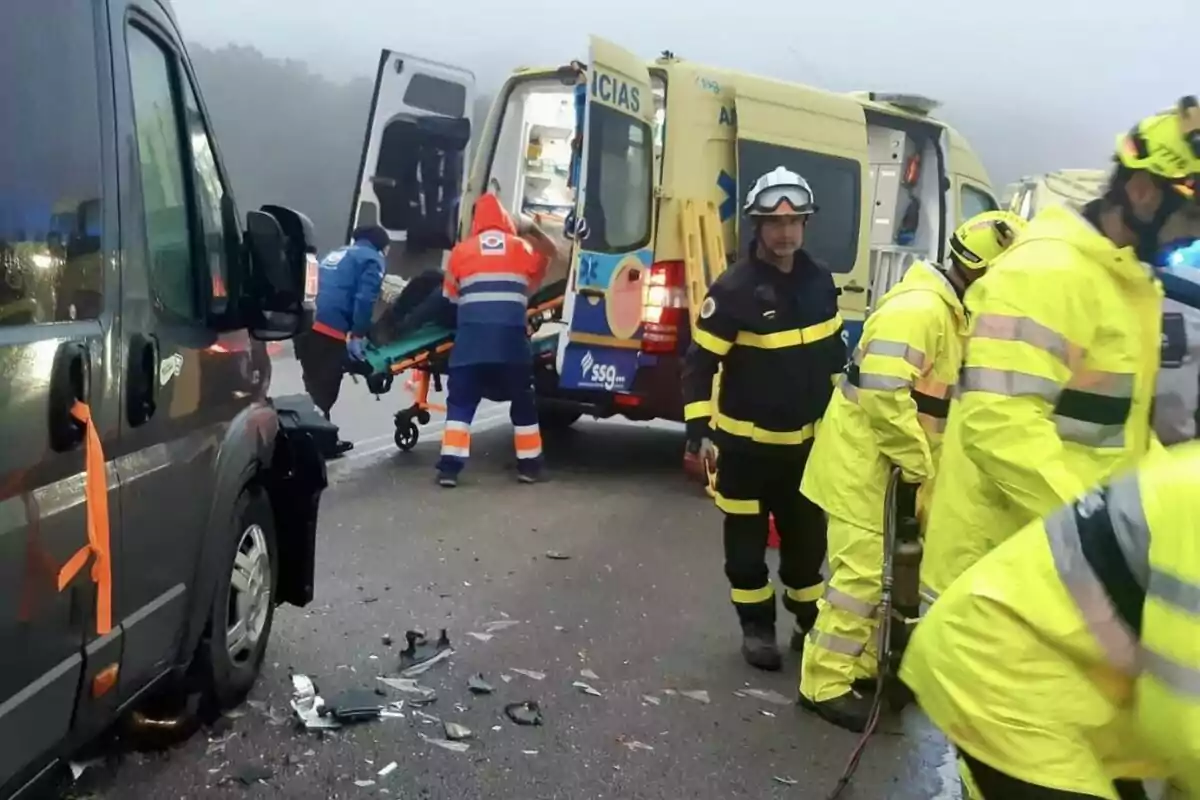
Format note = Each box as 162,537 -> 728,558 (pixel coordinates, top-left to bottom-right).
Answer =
580,350 -> 619,391
591,70 -> 641,114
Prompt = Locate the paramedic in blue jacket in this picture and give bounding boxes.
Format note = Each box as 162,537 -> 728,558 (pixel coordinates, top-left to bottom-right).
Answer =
296,224 -> 389,445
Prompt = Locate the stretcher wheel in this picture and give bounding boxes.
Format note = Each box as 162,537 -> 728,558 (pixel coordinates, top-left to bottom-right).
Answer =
394,420 -> 419,451
415,409 -> 432,425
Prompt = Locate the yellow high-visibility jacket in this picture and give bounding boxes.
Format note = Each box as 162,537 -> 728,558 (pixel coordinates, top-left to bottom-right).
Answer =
921,205 -> 1163,599
802,262 -> 965,531
900,441 -> 1200,796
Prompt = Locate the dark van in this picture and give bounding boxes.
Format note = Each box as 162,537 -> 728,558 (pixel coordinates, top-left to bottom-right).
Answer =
0,0 -> 327,795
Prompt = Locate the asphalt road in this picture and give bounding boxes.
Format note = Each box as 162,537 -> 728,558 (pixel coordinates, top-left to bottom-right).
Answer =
63,353 -> 962,800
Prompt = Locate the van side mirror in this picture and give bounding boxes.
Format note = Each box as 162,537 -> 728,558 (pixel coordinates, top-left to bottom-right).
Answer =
243,205 -> 316,341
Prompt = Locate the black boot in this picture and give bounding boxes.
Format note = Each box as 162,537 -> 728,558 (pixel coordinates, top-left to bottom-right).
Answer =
799,688 -> 875,733
741,621 -> 782,671
789,623 -> 808,653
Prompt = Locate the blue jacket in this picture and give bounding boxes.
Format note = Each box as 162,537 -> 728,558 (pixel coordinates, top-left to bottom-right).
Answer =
313,239 -> 385,338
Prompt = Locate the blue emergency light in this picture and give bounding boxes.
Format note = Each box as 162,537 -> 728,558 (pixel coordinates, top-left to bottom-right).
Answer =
1155,238 -> 1200,310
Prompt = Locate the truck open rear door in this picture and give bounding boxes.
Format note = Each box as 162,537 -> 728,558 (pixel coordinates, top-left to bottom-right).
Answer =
733,79 -> 870,349
555,37 -> 657,392
348,50 -> 475,277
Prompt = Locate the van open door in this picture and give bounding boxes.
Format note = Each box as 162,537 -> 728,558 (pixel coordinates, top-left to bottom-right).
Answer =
555,37 -> 657,393
733,77 -> 870,349
348,50 -> 475,278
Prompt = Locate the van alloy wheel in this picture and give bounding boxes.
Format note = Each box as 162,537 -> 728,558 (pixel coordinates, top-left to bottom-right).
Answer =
226,523 -> 272,664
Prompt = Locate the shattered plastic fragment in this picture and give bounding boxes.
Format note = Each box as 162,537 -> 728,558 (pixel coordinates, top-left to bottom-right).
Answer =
468,674 -> 494,695
522,749 -> 539,755
290,674 -> 341,730
640,695 -> 661,706
545,551 -> 570,560
679,690 -> 711,704
760,710 -> 776,718
500,674 -> 514,683
573,681 -> 602,697
419,733 -> 470,753
69,758 -> 104,781
377,677 -> 437,701
325,689 -> 384,723
617,736 -> 654,752
466,632 -> 494,642
483,620 -> 520,633
510,668 -> 545,681
737,688 -> 792,707
355,780 -> 377,788
400,647 -> 454,678
378,762 -> 398,777
774,776 -> 798,786
443,721 -> 473,741
580,669 -> 600,681
380,701 -> 406,719
504,701 -> 544,726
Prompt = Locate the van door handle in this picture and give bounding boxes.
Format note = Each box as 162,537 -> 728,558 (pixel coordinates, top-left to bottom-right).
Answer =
843,283 -> 866,294
49,341 -> 90,453
127,334 -> 159,427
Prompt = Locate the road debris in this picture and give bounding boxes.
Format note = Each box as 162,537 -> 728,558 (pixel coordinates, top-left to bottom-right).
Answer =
468,674 -> 494,695
413,710 -> 441,725
522,749 -> 539,755
760,710 -> 776,718
617,736 -> 654,752
419,733 -> 470,753
580,669 -> 600,681
510,668 -> 546,681
378,762 -> 398,777
443,721 -> 473,741
399,629 -> 454,677
225,762 -> 273,786
504,701 -> 544,726
466,632 -> 494,642
377,677 -> 437,702
482,620 -> 520,633
545,551 -> 571,560
774,776 -> 798,786
573,681 -> 602,697
325,689 -> 385,723
355,780 -> 376,788
641,695 -> 661,706
68,758 -> 105,781
381,633 -> 393,647
735,688 -> 792,707
290,674 -> 341,730
380,701 -> 406,719
679,690 -> 711,704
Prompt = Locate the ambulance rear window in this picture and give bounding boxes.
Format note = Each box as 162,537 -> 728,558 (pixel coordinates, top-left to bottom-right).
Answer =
581,105 -> 654,253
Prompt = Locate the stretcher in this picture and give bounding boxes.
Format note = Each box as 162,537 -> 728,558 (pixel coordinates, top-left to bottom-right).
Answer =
347,296 -> 564,452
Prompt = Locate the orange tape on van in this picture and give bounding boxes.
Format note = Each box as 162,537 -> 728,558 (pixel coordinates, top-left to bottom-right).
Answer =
56,401 -> 113,635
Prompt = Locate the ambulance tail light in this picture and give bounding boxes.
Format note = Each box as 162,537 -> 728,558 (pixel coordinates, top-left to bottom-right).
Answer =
642,260 -> 687,354
304,253 -> 320,304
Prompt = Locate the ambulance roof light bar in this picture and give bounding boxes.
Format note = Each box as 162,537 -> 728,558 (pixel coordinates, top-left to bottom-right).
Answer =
853,92 -> 942,116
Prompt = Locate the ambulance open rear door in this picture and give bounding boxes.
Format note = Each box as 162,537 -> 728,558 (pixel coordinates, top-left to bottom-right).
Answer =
348,50 -> 475,278
732,78 -> 870,350
555,37 -> 657,393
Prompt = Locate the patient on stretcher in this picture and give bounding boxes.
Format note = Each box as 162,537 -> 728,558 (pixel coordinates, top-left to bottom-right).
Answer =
368,269 -> 456,346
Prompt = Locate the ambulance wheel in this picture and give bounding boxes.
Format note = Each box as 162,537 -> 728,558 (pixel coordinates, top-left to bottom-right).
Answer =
395,421 -> 419,451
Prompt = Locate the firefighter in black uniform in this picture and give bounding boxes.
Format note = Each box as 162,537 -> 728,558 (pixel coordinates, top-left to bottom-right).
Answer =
682,167 -> 846,671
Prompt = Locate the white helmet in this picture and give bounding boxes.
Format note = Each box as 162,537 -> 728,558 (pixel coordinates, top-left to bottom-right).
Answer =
743,167 -> 818,217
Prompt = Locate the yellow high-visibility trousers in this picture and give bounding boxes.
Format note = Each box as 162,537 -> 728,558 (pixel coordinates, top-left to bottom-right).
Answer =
799,516 -> 882,703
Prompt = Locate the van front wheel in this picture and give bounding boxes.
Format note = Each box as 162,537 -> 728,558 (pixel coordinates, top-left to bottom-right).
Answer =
196,488 -> 279,711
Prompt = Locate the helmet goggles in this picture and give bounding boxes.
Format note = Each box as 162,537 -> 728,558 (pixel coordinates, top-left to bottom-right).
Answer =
746,184 -> 817,217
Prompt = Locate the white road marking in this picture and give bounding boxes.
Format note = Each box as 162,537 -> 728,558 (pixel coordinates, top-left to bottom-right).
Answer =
931,743 -> 962,800
334,409 -> 511,467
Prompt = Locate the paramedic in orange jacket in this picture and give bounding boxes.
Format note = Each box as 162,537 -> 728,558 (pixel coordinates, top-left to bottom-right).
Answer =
436,193 -> 559,487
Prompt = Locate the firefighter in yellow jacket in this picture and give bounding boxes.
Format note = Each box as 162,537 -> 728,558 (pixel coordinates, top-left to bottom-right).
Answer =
900,441 -> 1200,799
796,211 -> 1025,732
920,97 -> 1200,604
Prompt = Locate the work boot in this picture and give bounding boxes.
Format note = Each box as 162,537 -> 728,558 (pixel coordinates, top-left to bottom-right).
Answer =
740,622 -> 782,671
789,623 -> 808,653
437,470 -> 458,488
516,463 -> 544,484
798,688 -> 875,733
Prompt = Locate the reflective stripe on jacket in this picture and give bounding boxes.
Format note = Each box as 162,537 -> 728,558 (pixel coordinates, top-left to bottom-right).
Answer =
444,193 -> 549,367
801,261 -> 964,532
900,441 -> 1200,795
921,204 -> 1162,598
680,249 -> 846,457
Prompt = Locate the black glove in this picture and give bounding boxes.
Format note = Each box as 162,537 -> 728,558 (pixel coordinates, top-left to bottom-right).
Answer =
894,480 -> 921,542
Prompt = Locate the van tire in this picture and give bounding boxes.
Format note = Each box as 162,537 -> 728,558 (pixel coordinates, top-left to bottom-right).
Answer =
195,487 -> 279,711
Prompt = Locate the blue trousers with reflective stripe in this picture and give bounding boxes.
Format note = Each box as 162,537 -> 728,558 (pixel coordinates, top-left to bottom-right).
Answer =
436,364 -> 542,476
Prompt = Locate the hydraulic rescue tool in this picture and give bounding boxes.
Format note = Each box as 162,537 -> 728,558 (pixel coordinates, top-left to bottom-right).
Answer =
825,467 -> 921,799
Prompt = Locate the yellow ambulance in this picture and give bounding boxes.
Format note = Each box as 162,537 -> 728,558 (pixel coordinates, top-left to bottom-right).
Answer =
349,38 -> 999,427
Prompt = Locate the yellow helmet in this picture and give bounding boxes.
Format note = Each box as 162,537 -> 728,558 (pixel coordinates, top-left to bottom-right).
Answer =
948,210 -> 1026,271
1116,96 -> 1200,201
